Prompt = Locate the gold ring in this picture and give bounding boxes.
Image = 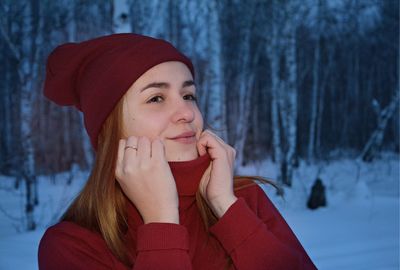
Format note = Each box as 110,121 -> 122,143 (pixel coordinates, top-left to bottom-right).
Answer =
124,146 -> 138,151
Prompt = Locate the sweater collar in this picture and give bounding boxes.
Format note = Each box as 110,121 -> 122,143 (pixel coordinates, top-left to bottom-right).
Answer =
168,153 -> 211,196
125,153 -> 212,231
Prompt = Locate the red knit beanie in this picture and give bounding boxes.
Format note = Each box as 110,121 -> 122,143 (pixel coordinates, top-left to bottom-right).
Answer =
44,33 -> 194,150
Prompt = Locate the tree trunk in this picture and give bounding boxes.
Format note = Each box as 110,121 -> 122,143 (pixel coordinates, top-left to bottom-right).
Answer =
281,29 -> 298,187
233,2 -> 258,168
307,37 -> 320,162
269,28 -> 282,165
18,0 -> 42,230
267,0 -> 300,187
316,44 -> 334,158
128,0 -> 168,38
359,90 -> 399,162
205,0 -> 227,141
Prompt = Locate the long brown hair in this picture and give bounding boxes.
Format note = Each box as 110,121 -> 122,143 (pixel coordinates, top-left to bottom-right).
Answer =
62,97 -> 277,268
62,98 -> 132,266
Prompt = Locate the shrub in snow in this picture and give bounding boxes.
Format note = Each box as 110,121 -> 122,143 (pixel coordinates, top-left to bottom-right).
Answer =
307,178 -> 327,210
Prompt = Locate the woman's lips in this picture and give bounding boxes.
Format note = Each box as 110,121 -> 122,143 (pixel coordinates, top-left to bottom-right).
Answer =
168,131 -> 196,144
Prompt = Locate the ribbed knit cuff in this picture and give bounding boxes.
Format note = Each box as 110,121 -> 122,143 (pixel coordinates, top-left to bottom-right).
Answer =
137,223 -> 189,251
209,198 -> 263,254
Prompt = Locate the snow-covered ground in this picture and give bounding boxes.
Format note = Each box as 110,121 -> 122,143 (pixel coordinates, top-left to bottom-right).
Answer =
0,153 -> 398,269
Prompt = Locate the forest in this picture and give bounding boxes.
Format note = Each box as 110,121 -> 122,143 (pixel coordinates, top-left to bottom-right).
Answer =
0,0 -> 398,230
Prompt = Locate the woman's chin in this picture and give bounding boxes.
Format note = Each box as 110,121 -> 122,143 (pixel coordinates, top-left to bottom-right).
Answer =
166,150 -> 199,162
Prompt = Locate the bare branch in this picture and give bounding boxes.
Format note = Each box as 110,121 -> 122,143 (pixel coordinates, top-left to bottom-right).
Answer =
0,18 -> 21,61
0,203 -> 23,222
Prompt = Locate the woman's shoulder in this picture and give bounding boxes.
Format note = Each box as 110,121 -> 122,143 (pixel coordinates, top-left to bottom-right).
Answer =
234,178 -> 271,198
39,221 -> 107,253
38,221 -> 115,269
42,221 -> 101,240
234,178 -> 278,213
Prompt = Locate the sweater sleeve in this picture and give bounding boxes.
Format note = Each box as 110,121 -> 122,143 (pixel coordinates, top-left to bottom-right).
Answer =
38,222 -> 193,270
133,223 -> 192,270
209,185 -> 317,270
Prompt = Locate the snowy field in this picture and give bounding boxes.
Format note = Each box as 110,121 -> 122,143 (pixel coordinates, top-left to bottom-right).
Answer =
0,153 -> 398,270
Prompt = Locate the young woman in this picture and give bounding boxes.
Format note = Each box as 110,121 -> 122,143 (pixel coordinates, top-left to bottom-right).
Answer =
39,33 -> 317,270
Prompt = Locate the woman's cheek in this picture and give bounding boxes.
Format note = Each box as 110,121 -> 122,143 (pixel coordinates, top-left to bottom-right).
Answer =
196,110 -> 204,133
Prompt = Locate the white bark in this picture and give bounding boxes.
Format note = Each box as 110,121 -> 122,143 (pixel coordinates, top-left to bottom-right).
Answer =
113,0 -> 132,33
68,0 -> 76,41
359,90 -> 399,161
268,14 -> 282,165
233,2 -> 259,168
146,0 -> 169,37
178,0 -> 208,116
128,0 -> 168,38
234,72 -> 255,168
176,1 -> 227,142
15,0 -> 43,230
267,0 -> 301,186
283,28 -> 298,186
316,44 -> 334,156
204,0 -> 227,141
308,38 -> 320,162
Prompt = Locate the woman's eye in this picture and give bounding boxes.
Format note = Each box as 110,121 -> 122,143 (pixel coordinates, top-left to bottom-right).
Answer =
183,94 -> 197,101
147,96 -> 164,103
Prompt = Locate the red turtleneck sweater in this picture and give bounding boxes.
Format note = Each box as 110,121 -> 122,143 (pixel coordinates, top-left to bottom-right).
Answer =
38,154 -> 317,269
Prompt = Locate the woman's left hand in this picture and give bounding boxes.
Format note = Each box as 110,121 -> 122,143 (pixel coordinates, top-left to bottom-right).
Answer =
197,130 -> 238,218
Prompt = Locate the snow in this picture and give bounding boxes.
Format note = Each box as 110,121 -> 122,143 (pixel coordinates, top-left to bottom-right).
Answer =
0,153 -> 398,269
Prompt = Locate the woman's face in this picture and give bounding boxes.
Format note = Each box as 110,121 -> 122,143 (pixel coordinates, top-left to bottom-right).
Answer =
122,61 -> 204,161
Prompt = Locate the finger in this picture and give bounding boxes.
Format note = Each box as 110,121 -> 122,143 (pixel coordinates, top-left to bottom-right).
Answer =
124,136 -> 139,166
115,139 -> 126,177
196,133 -> 210,156
137,136 -> 151,160
126,136 -> 139,151
204,129 -> 229,147
197,131 -> 223,153
203,130 -> 236,161
229,147 -> 237,163
151,138 -> 166,161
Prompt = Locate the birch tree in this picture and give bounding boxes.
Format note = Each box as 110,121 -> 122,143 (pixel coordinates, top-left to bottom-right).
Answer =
304,0 -> 339,161
359,89 -> 399,162
178,0 -> 227,141
128,0 -> 169,38
74,0 -> 113,167
217,0 -> 263,168
35,0 -> 112,173
0,3 -> 20,177
266,0 -> 303,186
0,0 -> 42,230
0,0 -> 397,197
306,0 -> 325,162
200,0 -> 227,141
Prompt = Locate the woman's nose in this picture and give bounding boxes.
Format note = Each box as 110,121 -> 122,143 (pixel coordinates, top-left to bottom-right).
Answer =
171,100 -> 195,123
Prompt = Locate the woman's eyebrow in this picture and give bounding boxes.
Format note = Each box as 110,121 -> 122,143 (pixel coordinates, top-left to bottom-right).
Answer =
140,82 -> 169,92
140,80 -> 195,92
182,80 -> 195,88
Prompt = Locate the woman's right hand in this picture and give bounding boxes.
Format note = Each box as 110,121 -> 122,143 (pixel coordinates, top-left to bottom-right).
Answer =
115,136 -> 179,224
